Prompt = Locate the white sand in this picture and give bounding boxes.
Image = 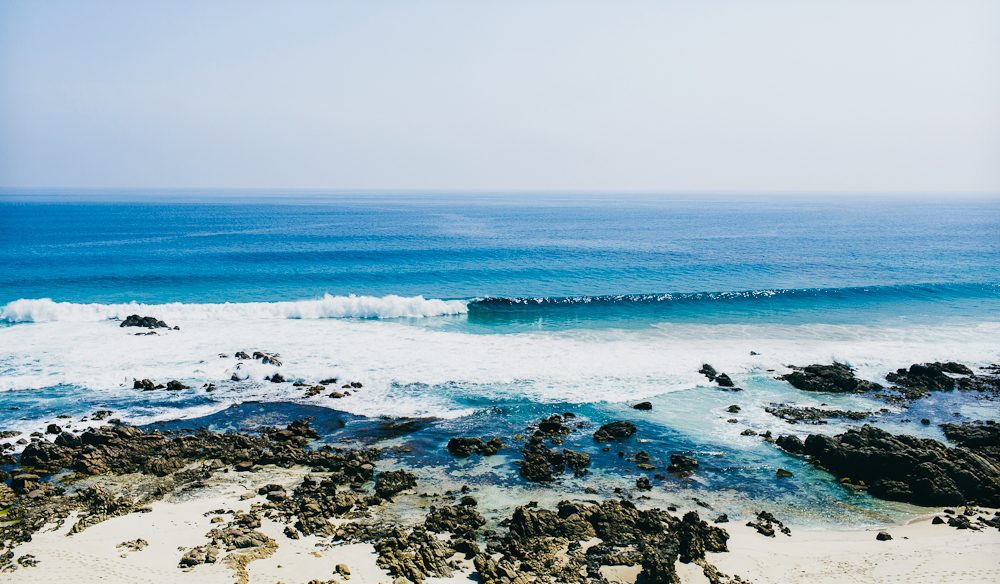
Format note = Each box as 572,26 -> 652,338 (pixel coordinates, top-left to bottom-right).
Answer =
708,512 -> 1000,584
6,471 -> 999,584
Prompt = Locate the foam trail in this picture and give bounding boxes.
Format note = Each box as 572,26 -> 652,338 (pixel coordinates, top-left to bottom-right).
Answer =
1,294 -> 469,323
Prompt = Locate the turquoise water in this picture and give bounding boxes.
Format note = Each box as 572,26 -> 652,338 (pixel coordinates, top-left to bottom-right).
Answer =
1,192 -> 998,523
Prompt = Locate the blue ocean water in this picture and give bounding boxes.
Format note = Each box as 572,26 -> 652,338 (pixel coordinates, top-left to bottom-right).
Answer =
2,192 -> 999,325
1,192 -> 998,524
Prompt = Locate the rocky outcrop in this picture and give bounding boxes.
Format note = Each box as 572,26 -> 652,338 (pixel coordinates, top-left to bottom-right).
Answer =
593,421 -> 636,442
765,403 -> 870,424
885,362 -> 999,396
518,437 -> 590,482
474,499 -> 730,584
777,425 -> 1000,507
120,315 -> 169,329
779,363 -> 882,393
446,436 -> 504,457
374,469 -> 417,500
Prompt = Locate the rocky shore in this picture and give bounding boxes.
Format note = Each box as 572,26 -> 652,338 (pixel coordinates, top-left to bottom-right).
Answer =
2,346 -> 1000,583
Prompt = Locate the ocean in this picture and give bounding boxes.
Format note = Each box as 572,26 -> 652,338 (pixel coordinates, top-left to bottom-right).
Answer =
1,192 -> 998,523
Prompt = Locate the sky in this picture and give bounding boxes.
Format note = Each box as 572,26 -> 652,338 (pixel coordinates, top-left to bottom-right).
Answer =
1,0 -> 998,194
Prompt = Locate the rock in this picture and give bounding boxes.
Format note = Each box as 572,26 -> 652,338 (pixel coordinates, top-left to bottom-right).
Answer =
727,405 -> 741,413
740,428 -> 758,436
335,563 -> 351,578
120,314 -> 168,329
374,527 -> 454,583
667,453 -> 698,473
424,504 -> 486,536
932,515 -> 945,524
165,380 -> 189,391
446,436 -> 504,457
775,434 -> 804,453
268,373 -> 286,383
253,351 -> 283,366
699,364 -> 718,381
133,379 -> 157,391
375,469 -> 417,500
179,545 -> 218,567
776,468 -> 793,478
746,510 -> 791,537
886,362 -> 974,393
636,476 -> 652,490
518,437 -> 590,482
715,373 -> 735,387
593,421 -> 637,442
632,401 -> 653,410
235,351 -> 251,359
765,403 -> 870,424
536,414 -> 571,436
11,473 -> 40,494
714,514 -> 729,523
921,418 -> 931,425
779,363 -> 882,393
776,424 -> 1000,507
45,424 -> 61,435
876,531 -> 892,541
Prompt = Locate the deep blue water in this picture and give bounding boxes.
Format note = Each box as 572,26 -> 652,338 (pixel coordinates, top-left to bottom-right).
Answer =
2,193 -> 999,328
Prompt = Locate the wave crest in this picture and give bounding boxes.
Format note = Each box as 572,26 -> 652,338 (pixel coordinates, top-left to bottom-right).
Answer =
1,294 -> 469,323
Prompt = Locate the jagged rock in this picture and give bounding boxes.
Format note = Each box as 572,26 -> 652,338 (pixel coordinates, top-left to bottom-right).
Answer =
632,402 -> 653,411
746,510 -> 791,537
518,437 -> 590,482
133,379 -> 157,391
424,504 -> 486,536
667,453 -> 698,473
165,380 -> 189,391
375,469 -> 417,500
777,424 -> 1000,507
593,421 -> 636,442
886,362 -> 973,392
120,315 -> 168,329
765,403 -> 870,424
779,363 -> 882,393
374,527 -> 454,583
699,364 -> 718,381
715,373 -> 735,387
446,437 -> 504,457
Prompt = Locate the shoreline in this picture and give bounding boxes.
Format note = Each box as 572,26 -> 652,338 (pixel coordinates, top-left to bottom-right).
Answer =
4,458 -> 998,584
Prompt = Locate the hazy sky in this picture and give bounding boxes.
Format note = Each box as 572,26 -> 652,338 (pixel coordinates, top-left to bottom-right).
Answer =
1,0 -> 998,193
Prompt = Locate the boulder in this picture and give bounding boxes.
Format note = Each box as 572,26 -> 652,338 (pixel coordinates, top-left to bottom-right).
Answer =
779,363 -> 882,393
593,421 -> 637,442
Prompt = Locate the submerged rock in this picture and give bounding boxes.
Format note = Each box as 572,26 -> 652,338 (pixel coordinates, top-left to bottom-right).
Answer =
447,436 -> 504,457
593,421 -> 637,442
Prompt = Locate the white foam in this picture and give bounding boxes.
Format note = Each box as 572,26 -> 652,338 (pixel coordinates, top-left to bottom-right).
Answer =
1,314 -> 998,425
0,294 -> 469,323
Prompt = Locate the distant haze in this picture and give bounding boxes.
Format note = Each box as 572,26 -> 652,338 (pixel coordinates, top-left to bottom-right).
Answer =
1,0 -> 998,194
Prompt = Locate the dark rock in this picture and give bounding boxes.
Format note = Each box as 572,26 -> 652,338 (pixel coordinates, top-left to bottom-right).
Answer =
699,364 -> 718,381
120,314 -> 168,329
133,379 -> 157,391
776,468 -> 793,478
727,405 -> 741,413
45,424 -> 61,435
518,437 -> 590,482
876,531 -> 892,541
164,380 -> 189,391
446,436 -> 504,457
636,476 -> 652,490
667,453 -> 698,474
886,362 -> 973,392
424,504 -> 486,536
632,401 -> 653,411
267,373 -> 286,383
375,469 -> 416,500
766,403 -> 870,424
593,421 -> 637,442
777,424 -> 1000,507
779,363 -> 882,393
746,510 -> 791,537
715,373 -> 735,387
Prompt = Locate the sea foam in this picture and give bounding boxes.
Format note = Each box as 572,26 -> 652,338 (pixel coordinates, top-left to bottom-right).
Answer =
1,294 -> 469,323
